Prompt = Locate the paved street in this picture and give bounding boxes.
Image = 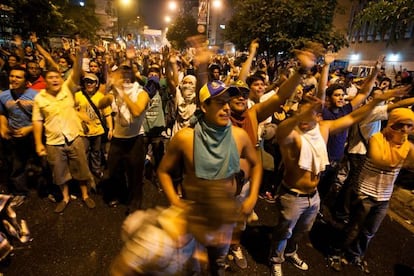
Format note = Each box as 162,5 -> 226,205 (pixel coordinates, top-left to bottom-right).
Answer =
0,175 -> 413,276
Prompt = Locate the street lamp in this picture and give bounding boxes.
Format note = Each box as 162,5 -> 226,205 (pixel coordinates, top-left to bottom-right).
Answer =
165,15 -> 172,24
117,0 -> 131,38
165,0 -> 181,26
168,1 -> 178,12
212,0 -> 221,9
206,0 -> 222,45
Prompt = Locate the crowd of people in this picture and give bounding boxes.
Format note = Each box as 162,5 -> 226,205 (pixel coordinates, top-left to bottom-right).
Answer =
0,32 -> 413,276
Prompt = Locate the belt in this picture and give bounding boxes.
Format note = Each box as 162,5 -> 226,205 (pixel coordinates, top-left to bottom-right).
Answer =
281,185 -> 317,198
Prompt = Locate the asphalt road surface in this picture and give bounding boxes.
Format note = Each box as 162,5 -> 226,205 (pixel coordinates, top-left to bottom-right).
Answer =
0,178 -> 413,276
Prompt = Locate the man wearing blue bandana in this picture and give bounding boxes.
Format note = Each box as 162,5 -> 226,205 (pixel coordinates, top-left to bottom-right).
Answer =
157,77 -> 262,275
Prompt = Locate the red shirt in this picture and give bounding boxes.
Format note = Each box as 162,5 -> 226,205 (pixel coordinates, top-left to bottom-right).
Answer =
27,75 -> 46,92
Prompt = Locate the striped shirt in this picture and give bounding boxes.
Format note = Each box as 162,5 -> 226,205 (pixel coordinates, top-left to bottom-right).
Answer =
357,158 -> 401,201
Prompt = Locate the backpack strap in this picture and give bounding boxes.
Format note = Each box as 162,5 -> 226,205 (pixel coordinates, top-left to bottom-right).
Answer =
81,90 -> 108,132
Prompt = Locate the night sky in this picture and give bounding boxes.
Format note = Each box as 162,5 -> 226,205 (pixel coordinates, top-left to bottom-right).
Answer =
140,0 -> 170,30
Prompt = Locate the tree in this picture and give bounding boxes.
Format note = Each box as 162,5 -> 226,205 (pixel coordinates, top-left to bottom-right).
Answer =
1,0 -> 101,39
224,0 -> 348,57
58,0 -> 101,39
1,0 -> 62,37
352,0 -> 414,44
166,14 -> 199,50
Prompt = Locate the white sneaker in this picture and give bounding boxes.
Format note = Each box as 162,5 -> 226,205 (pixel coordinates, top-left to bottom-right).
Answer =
231,245 -> 247,269
271,263 -> 283,276
286,253 -> 308,270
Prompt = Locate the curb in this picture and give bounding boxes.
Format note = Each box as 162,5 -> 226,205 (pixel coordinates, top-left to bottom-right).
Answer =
389,187 -> 414,234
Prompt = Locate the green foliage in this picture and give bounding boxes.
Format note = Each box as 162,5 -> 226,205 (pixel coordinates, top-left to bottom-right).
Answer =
353,0 -> 414,43
1,0 -> 101,40
60,1 -> 101,39
166,14 -> 199,50
224,0 -> 347,57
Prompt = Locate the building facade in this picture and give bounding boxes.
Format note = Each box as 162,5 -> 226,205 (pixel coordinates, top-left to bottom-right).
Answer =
334,0 -> 414,79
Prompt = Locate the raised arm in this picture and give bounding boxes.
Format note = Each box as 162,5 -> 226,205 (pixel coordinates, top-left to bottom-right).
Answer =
166,54 -> 179,97
223,59 -> 239,85
238,39 -> 259,83
350,55 -> 384,109
187,35 -> 213,100
66,38 -> 88,92
276,97 -> 321,143
328,85 -> 411,135
141,48 -> 151,77
318,51 -> 337,104
12,35 -> 25,62
181,52 -> 192,69
254,49 -> 316,122
61,37 -> 76,66
0,47 -> 11,57
30,33 -> 59,71
387,94 -> 414,112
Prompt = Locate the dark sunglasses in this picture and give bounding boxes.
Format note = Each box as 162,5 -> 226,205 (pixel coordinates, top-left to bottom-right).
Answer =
391,122 -> 414,131
84,79 -> 97,84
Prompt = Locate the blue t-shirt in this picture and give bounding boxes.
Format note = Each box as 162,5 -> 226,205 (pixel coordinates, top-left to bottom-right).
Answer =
322,103 -> 353,162
0,88 -> 37,130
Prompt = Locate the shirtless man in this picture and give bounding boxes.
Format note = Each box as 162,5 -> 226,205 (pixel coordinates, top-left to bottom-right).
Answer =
157,80 -> 262,275
268,85 -> 410,276
226,41 -> 317,269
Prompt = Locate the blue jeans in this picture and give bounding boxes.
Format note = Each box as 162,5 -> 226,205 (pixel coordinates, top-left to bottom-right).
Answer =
270,188 -> 320,264
345,194 -> 389,260
206,244 -> 230,276
334,153 -> 366,218
82,135 -> 102,175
